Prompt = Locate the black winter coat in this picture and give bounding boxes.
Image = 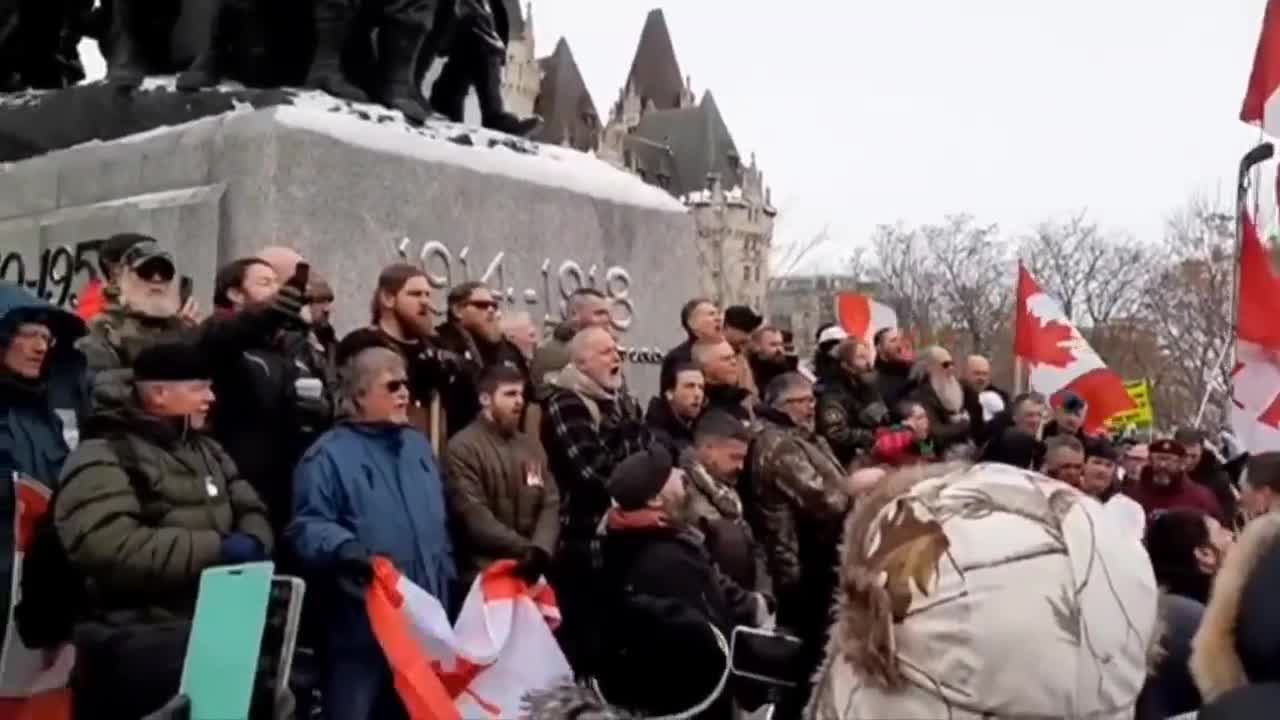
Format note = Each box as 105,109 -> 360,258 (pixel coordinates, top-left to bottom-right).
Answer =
597,523 -> 759,720
1189,452 -> 1239,526
644,397 -> 695,456
874,357 -> 915,411
198,307 -> 307,536
816,371 -> 888,467
433,321 -> 530,439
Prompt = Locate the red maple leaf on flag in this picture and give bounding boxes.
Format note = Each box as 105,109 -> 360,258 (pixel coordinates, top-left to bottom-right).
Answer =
1018,313 -> 1078,368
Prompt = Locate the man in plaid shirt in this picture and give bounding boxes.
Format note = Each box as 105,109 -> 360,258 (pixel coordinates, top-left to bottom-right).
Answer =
540,326 -> 649,674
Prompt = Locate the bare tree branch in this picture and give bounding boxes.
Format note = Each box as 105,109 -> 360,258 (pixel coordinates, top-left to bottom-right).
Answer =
771,225 -> 831,277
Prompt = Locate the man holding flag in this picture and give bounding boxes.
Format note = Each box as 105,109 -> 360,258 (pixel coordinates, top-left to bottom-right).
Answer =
288,345 -> 456,720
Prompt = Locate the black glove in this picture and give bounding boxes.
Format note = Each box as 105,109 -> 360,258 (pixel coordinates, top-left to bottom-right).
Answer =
513,546 -> 550,584
334,540 -> 374,600
271,263 -> 309,328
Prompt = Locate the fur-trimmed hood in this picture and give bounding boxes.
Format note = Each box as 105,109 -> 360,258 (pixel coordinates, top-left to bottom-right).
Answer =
809,462 -> 1159,719
1190,512 -> 1280,701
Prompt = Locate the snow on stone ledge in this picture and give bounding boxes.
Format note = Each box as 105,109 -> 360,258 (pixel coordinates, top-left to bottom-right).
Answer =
274,90 -> 687,214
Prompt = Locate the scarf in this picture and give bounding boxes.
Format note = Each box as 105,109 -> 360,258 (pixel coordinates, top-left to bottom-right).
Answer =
552,363 -> 615,402
606,507 -> 668,531
681,451 -> 744,519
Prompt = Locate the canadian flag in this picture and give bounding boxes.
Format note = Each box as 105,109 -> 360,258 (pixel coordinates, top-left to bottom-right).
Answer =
835,291 -> 899,346
1014,264 -> 1135,431
367,558 -> 572,719
0,474 -> 73,720
1230,213 -> 1280,453
1243,0 -> 1280,137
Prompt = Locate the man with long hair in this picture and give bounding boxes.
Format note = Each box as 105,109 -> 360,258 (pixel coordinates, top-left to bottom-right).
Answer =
336,263 -> 461,437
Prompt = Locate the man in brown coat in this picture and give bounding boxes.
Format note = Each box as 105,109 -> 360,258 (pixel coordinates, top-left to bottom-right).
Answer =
445,362 -> 559,587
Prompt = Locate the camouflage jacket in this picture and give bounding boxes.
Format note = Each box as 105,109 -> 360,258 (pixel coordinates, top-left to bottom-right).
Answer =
76,303 -> 188,375
748,408 -> 850,596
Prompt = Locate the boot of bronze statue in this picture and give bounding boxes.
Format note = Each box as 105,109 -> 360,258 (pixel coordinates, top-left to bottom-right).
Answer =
476,52 -> 539,137
373,19 -> 430,125
175,0 -> 225,91
104,0 -> 145,91
305,0 -> 368,103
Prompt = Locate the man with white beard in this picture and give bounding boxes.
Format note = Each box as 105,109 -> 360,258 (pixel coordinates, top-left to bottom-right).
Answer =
908,345 -> 982,455
77,239 -> 199,383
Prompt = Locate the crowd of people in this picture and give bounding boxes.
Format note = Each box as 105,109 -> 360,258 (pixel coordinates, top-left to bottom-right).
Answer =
1,231 -> 1278,719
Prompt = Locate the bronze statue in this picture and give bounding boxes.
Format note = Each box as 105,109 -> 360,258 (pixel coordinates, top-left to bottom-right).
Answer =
306,0 -> 437,123
0,0 -> 91,91
422,0 -> 539,136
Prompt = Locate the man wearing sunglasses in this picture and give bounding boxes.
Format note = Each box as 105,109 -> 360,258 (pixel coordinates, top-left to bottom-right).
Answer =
907,345 -> 982,456
434,281 -> 530,439
77,240 -> 198,385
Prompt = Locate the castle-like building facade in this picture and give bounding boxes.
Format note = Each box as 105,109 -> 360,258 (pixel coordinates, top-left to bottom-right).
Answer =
498,3 -> 776,311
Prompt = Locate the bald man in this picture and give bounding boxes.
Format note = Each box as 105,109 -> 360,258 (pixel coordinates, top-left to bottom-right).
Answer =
258,246 -> 305,283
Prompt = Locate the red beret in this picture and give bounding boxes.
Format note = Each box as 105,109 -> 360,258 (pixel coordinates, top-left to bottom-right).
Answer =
1149,439 -> 1186,457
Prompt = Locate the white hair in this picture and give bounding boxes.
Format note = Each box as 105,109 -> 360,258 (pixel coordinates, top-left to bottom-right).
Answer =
339,346 -> 405,416
569,326 -> 611,364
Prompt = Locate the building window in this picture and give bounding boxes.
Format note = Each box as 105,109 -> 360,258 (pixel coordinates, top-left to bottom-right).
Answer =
754,265 -> 761,282
743,264 -> 752,282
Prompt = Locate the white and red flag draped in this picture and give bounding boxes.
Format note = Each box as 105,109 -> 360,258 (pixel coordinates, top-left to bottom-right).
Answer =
367,558 -> 571,720
1230,213 -> 1280,453
1014,264 -> 1135,431
1243,0 -> 1280,137
0,474 -> 74,720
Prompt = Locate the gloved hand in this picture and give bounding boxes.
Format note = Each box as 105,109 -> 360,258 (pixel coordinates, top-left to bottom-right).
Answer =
271,264 -> 310,328
513,546 -> 550,584
220,533 -> 266,565
334,541 -> 374,600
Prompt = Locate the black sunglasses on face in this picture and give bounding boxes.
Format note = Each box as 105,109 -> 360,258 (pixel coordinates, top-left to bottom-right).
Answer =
384,378 -> 409,393
467,300 -> 499,311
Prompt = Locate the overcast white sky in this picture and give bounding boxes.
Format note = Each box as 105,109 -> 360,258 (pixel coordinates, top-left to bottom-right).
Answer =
80,1 -> 1274,269
531,0 -> 1272,269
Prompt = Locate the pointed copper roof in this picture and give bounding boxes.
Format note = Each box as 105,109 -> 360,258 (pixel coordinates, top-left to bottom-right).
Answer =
622,9 -> 686,112
533,38 -> 601,151
630,90 -> 742,197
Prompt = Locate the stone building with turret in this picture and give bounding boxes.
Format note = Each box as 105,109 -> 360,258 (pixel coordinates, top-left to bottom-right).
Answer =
513,6 -> 778,310
500,1 -> 540,118
594,9 -> 776,310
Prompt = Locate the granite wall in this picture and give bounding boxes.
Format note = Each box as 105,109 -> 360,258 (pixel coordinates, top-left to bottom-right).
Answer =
0,106 -> 698,396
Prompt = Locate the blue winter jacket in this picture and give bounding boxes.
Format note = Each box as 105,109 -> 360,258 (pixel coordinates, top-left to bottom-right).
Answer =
287,422 -> 455,650
0,283 -> 88,649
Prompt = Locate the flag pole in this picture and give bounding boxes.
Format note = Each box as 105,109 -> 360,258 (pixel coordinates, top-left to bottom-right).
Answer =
1013,259 -> 1024,396
1236,144 -> 1273,330
1227,143 -> 1274,427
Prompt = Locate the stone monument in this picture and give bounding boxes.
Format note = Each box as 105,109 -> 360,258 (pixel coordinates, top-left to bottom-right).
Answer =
0,84 -> 695,395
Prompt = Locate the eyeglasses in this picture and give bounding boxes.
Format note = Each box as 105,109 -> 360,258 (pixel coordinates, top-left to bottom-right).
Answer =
383,378 -> 409,393
782,396 -> 816,406
467,300 -> 499,312
13,327 -> 55,348
941,360 -> 953,369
